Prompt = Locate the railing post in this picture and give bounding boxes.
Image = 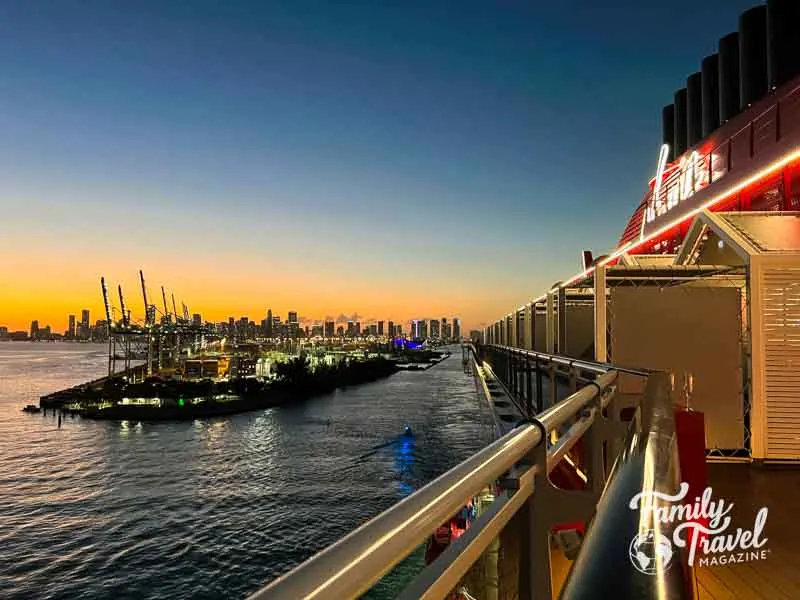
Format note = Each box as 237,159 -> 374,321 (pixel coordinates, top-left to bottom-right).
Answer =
525,355 -> 533,417
535,359 -> 543,413
569,363 -> 578,395
549,363 -> 557,408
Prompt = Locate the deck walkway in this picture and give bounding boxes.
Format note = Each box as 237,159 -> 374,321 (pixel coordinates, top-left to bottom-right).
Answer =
695,463 -> 800,600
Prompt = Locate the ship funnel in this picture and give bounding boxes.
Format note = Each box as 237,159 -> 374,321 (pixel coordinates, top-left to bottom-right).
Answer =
767,0 -> 800,91
673,88 -> 688,157
686,72 -> 702,148
701,54 -> 720,137
719,32 -> 740,123
739,5 -> 768,109
662,104 -> 675,161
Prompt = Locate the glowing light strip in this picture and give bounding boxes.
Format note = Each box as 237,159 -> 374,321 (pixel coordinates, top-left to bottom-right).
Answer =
561,146 -> 800,288
490,144 -> 800,328
640,144 -> 670,240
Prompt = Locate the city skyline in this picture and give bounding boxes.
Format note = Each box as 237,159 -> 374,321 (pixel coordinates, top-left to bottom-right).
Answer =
2,304 -> 463,340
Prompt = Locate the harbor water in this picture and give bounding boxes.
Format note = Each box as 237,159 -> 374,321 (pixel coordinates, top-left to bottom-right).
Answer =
0,342 -> 494,599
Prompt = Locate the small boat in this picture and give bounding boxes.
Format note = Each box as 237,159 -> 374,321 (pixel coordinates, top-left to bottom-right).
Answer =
22,405 -> 41,414
403,425 -> 413,437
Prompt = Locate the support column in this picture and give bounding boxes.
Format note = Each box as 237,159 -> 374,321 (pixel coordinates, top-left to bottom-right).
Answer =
524,304 -> 533,349
511,311 -> 518,349
546,291 -> 555,354
594,265 -> 607,363
557,285 -> 567,356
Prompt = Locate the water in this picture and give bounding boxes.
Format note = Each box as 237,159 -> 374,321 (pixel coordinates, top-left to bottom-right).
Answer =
0,342 -> 494,599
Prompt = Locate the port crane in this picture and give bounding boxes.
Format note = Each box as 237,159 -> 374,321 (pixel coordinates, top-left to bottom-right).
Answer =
99,273 -> 210,380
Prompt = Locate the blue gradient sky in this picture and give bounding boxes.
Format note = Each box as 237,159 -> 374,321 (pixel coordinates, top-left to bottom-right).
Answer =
0,0 -> 757,332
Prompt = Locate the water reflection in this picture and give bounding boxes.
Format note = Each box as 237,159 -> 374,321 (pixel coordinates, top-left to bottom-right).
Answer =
0,343 -> 493,600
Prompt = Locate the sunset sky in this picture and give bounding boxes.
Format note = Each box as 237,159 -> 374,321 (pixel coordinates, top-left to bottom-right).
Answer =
1,0 -> 756,333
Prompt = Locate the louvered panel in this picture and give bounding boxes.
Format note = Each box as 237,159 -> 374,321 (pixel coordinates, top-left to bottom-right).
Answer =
763,266 -> 800,459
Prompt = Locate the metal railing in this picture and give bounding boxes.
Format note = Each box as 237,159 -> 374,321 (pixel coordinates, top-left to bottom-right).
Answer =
247,345 -> 693,600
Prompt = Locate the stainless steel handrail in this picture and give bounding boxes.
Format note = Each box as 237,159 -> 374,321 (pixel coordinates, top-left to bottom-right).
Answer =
487,343 -> 651,377
559,371 -> 694,599
246,360 -> 619,600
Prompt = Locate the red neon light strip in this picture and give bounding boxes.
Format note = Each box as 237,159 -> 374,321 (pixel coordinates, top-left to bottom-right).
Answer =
503,146 -> 800,316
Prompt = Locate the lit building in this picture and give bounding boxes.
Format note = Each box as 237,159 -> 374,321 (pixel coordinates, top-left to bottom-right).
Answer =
377,320 -> 384,336
337,325 -> 345,337
453,318 -> 461,341
430,319 -> 440,339
355,322 -> 361,336
30,320 -> 39,341
368,324 -> 377,336
266,309 -> 273,338
325,321 -> 335,338
192,313 -> 202,327
346,321 -> 355,337
387,321 -> 394,338
68,315 -> 76,339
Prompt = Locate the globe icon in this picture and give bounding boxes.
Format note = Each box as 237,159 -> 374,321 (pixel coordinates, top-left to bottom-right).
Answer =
629,529 -> 674,575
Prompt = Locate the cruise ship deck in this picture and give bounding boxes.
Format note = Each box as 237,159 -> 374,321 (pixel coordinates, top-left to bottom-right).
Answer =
695,464 -> 800,599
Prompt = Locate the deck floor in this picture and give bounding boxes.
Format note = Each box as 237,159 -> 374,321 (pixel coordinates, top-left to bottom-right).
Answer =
694,463 -> 800,599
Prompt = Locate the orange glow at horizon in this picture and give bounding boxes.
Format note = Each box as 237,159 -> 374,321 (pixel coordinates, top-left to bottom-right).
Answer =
1,250 -> 522,335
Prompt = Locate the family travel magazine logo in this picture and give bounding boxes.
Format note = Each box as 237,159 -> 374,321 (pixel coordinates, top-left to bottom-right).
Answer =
627,482 -> 769,573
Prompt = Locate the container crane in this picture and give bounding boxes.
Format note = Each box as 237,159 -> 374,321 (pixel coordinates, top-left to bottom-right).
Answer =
118,285 -> 129,328
161,286 -> 170,323
100,277 -> 112,331
140,270 -> 151,326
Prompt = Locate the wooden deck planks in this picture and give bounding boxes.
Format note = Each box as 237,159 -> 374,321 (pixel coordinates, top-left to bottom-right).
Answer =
694,463 -> 800,599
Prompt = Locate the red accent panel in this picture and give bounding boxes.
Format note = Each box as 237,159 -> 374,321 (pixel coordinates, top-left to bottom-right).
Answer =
674,409 -> 709,552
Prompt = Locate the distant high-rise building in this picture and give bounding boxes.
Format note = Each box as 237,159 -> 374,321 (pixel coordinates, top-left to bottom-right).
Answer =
377,320 -> 384,336
266,309 -> 273,337
453,318 -> 461,341
30,320 -> 39,341
337,325 -> 345,337
68,315 -> 76,339
430,319 -> 440,339
325,321 -> 335,338
346,321 -> 355,337
387,320 -> 394,338
287,311 -> 299,338
312,324 -> 323,337
272,315 -> 282,338
419,320 -> 428,339
368,324 -> 377,336
443,322 -> 452,340
355,322 -> 361,336
80,309 -> 90,340
192,313 -> 202,327
395,324 -> 402,336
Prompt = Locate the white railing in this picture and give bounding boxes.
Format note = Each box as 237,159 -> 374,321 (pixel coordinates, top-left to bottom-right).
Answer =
246,346 -> 691,600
